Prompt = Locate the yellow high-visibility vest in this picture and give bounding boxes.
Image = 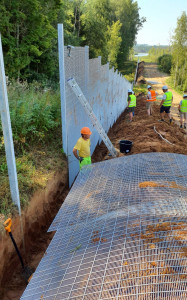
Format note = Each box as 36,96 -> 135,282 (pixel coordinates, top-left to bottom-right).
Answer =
129,94 -> 136,107
163,91 -> 172,107
180,99 -> 187,113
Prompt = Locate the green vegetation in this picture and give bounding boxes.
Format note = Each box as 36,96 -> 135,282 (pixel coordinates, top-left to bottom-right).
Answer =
6,82 -> 61,151
133,84 -> 147,95
120,61 -> 137,81
107,21 -> 122,68
158,54 -> 172,74
0,0 -> 145,216
117,60 -> 137,83
148,47 -> 171,63
170,12 -> 187,92
134,44 -> 168,54
0,82 -> 65,217
136,12 -> 187,94
140,47 -> 171,63
0,0 -> 145,82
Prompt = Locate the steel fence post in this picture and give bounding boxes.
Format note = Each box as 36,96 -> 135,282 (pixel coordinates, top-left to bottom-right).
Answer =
0,34 -> 21,214
58,24 -> 67,155
84,46 -> 89,99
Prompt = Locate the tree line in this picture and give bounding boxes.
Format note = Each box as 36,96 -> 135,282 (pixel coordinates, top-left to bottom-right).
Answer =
170,12 -> 187,92
134,44 -> 168,54
0,0 -> 145,84
150,12 -> 187,92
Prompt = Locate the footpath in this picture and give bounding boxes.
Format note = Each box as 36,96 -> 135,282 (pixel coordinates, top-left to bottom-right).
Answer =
143,62 -> 183,126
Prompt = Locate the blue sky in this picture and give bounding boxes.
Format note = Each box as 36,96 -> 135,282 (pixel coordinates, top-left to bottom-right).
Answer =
136,0 -> 187,45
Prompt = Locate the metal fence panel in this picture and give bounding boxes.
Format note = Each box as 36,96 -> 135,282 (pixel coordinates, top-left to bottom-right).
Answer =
58,25 -> 132,186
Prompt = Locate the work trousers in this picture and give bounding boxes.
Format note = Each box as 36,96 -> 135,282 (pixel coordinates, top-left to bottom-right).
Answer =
79,156 -> 91,170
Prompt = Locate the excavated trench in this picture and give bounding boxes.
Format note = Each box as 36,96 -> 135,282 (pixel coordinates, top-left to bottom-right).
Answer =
0,170 -> 69,299
1,61 -> 187,299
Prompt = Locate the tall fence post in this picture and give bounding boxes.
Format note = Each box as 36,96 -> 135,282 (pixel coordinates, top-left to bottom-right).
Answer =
84,46 -> 89,98
58,24 -> 67,155
0,34 -> 21,214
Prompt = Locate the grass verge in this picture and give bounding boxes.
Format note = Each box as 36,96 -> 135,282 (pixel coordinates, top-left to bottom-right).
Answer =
0,81 -> 66,220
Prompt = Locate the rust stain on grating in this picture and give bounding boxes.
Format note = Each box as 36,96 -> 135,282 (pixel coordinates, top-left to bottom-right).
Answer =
139,180 -> 187,189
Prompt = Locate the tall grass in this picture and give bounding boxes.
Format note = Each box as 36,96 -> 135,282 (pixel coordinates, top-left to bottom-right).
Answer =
3,81 -> 61,152
0,81 -> 62,216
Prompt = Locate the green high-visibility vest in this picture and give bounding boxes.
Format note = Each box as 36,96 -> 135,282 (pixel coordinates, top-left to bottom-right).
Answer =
180,99 -> 187,113
163,91 -> 172,107
129,94 -> 136,107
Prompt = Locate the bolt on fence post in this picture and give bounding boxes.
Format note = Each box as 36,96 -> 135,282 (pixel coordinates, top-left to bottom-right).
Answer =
58,24 -> 67,155
0,34 -> 21,214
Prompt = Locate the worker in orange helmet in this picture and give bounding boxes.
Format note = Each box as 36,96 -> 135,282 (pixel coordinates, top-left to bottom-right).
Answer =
146,85 -> 158,116
73,127 -> 92,170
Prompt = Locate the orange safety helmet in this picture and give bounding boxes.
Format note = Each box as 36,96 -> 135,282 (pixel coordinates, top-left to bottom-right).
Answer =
81,127 -> 92,135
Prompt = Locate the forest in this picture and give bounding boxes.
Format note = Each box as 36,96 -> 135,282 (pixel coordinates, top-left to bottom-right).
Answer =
0,0 -> 145,83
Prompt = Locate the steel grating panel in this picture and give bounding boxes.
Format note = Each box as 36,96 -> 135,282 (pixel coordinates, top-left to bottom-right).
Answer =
21,153 -> 187,299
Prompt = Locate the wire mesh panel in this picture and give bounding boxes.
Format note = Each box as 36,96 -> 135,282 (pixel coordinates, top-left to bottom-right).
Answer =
21,153 -> 187,300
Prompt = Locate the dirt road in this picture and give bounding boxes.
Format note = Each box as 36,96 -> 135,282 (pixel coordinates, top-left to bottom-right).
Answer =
143,63 -> 183,124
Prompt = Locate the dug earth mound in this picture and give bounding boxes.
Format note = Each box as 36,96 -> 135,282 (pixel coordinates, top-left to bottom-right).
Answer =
92,93 -> 187,162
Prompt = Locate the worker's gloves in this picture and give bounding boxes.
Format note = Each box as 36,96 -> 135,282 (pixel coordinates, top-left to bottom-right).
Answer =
78,156 -> 84,162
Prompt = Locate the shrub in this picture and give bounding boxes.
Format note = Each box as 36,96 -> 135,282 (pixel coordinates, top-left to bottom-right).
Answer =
3,81 -> 61,151
158,54 -> 172,74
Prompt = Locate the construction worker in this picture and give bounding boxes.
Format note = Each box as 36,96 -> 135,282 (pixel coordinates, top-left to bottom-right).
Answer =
178,94 -> 187,129
127,89 -> 136,122
159,85 -> 173,123
146,85 -> 158,116
73,127 -> 92,170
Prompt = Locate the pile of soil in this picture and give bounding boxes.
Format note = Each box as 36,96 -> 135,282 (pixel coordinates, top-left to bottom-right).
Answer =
92,97 -> 187,162
136,61 -> 146,84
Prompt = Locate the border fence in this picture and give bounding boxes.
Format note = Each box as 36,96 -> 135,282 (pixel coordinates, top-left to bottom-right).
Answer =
58,24 -> 133,186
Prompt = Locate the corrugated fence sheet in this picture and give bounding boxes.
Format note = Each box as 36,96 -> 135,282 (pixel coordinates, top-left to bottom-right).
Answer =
59,28 -> 132,186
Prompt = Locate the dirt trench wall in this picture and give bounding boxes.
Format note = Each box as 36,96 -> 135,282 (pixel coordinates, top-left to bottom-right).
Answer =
0,168 -> 69,296
136,61 -> 146,84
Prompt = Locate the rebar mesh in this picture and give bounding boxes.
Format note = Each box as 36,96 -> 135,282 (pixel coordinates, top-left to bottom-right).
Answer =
21,153 -> 187,300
